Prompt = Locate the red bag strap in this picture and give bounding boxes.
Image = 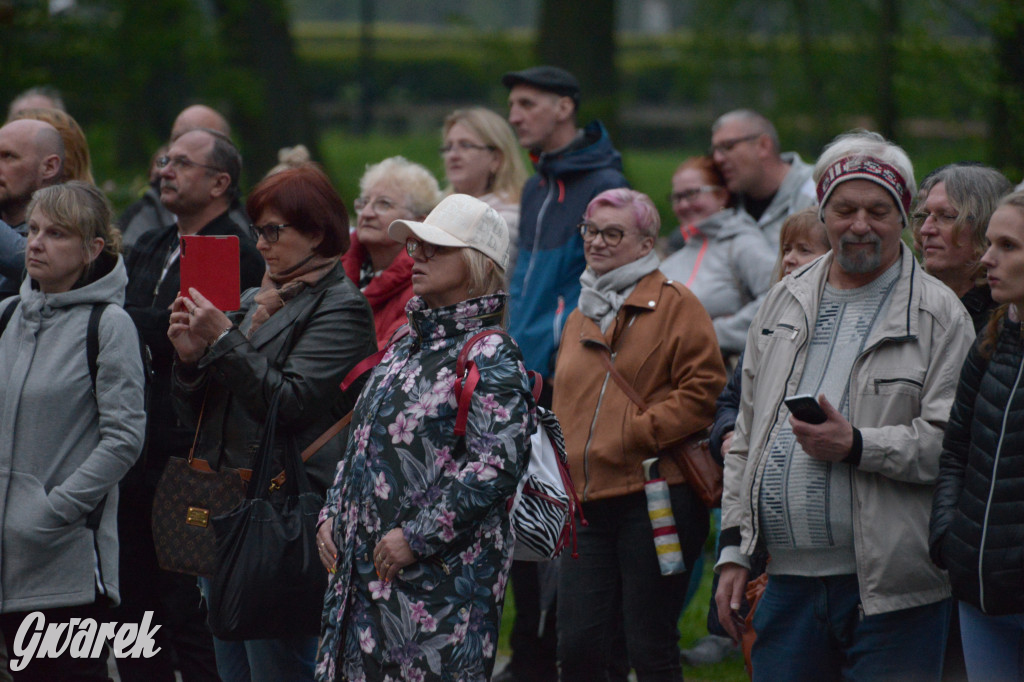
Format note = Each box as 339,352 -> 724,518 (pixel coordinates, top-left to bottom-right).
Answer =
340,325 -> 412,392
454,330 -> 503,437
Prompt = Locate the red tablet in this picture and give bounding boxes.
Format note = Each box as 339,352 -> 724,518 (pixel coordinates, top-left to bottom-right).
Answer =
179,235 -> 242,311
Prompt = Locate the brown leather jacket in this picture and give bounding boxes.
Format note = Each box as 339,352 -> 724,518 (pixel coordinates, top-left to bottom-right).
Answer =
552,270 -> 726,502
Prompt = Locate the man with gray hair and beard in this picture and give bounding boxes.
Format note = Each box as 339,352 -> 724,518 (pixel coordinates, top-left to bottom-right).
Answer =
715,130 -> 975,681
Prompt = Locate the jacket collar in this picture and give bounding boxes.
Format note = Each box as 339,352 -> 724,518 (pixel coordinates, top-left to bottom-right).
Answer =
578,269 -> 669,348
785,244 -> 920,343
407,293 -> 507,348
245,262 -> 346,349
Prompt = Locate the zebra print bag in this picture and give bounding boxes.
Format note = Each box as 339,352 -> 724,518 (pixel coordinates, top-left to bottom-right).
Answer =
455,331 -> 581,562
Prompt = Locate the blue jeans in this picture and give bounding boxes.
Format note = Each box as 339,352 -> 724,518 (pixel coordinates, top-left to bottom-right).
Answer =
751,574 -> 950,682
197,577 -> 317,682
557,487 -> 708,682
959,601 -> 1024,682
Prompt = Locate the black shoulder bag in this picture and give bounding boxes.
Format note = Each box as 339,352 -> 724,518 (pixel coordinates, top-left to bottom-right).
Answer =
206,388 -> 328,640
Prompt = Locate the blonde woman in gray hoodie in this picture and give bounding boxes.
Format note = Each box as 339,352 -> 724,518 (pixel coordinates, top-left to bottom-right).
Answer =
0,182 -> 146,680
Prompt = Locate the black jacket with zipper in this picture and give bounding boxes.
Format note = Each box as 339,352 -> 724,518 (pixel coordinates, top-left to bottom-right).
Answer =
930,317 -> 1024,615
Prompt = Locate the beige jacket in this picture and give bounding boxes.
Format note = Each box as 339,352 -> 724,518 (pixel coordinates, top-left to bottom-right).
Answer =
720,247 -> 975,615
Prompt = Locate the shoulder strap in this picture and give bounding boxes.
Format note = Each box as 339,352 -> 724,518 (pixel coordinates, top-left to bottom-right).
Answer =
87,303 -> 111,394
0,296 -> 20,337
596,348 -> 649,412
454,330 -> 506,437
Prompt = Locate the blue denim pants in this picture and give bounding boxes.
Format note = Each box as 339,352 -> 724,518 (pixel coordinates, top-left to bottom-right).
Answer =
557,486 -> 708,682
751,573 -> 951,682
197,577 -> 318,682
958,600 -> 1024,682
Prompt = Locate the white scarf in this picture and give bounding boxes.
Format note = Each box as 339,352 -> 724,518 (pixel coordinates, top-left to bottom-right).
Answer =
577,251 -> 661,333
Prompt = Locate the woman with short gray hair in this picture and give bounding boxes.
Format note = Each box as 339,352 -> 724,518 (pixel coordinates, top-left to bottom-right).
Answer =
342,156 -> 442,346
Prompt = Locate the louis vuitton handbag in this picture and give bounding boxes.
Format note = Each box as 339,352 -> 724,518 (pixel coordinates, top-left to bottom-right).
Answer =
151,392 -> 251,577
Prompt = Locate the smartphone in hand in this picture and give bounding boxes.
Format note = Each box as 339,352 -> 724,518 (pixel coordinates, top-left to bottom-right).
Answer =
784,394 -> 827,424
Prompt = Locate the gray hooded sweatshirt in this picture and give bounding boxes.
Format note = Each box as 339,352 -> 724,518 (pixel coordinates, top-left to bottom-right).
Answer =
0,254 -> 145,612
660,208 -> 777,356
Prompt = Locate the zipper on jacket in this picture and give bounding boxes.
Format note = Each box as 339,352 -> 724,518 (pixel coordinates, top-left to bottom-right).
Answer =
978,352 -> 1024,613
872,376 -> 924,392
581,350 -> 614,501
521,177 -> 556,299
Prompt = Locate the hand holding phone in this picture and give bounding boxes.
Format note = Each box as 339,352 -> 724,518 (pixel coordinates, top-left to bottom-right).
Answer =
784,394 -> 828,424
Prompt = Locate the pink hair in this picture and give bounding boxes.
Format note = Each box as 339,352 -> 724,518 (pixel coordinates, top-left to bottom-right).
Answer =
584,188 -> 661,238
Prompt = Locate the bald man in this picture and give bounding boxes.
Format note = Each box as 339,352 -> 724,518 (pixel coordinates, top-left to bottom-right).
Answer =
170,104 -> 231,141
120,104 -> 247,252
0,118 -> 65,299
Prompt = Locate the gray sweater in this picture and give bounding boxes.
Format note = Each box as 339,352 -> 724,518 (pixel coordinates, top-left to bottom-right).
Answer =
0,254 -> 145,612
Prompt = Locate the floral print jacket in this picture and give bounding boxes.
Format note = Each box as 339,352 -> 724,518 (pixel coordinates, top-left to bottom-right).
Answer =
316,294 -> 536,682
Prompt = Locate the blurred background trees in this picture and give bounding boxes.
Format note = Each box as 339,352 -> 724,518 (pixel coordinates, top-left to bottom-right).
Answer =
1,0 -> 1020,207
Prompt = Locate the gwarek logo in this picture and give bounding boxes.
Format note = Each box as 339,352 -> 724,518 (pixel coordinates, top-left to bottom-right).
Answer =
11,611 -> 161,671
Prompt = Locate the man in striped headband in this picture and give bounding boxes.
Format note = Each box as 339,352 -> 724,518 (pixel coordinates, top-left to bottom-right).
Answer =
715,130 -> 975,681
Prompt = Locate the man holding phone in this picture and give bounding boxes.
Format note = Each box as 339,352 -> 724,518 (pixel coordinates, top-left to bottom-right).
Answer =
715,131 -> 975,681
117,127 -> 264,682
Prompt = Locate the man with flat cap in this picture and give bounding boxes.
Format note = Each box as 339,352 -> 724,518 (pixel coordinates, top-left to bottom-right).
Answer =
497,65 -> 628,682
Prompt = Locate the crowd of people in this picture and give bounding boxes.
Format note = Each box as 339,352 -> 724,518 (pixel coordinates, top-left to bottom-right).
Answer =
0,64 -> 1022,682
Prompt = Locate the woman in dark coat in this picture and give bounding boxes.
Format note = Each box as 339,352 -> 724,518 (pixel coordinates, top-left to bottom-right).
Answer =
168,164 -> 377,682
316,194 -> 536,682
930,190 -> 1024,682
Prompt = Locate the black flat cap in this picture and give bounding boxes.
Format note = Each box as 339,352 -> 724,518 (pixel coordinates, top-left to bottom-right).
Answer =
501,65 -> 581,104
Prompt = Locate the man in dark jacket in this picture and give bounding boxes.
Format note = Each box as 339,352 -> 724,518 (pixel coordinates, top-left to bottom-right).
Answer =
496,65 -> 629,682
115,127 -> 264,682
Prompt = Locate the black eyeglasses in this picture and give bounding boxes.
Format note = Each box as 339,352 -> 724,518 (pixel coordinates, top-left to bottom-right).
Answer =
156,155 -> 224,174
439,141 -> 496,155
578,222 -> 625,247
405,238 -> 453,260
249,223 -> 291,243
709,133 -> 761,155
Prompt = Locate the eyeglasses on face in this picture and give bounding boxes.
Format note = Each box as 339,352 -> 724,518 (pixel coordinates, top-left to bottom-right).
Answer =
405,238 -> 454,260
670,185 -> 721,203
578,222 -> 625,247
354,196 -> 403,214
709,133 -> 761,155
249,223 -> 291,243
156,155 -> 224,174
911,210 -> 960,227
439,141 -> 496,155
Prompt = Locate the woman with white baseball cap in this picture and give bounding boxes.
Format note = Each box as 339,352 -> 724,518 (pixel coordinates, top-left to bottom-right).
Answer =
315,194 -> 537,682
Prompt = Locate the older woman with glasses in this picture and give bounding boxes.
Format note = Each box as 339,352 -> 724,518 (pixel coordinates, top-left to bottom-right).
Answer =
553,188 -> 726,681
316,194 -> 536,682
660,156 -> 776,363
341,156 -> 442,347
167,164 -> 377,682
440,107 -> 528,273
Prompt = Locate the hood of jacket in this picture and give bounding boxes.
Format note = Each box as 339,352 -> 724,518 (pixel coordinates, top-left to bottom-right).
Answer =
694,208 -> 761,241
534,120 -> 624,179
19,251 -> 127,317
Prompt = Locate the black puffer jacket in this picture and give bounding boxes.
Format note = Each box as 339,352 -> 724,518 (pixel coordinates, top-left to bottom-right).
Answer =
930,316 -> 1024,615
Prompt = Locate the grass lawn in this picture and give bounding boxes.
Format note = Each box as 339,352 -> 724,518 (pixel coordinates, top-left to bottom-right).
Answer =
496,547 -> 748,682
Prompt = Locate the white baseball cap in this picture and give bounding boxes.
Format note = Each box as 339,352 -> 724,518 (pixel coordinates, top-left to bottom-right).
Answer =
388,193 -> 510,271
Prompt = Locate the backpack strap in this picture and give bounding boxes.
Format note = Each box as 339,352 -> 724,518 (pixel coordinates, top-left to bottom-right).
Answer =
453,330 -> 508,437
0,296 -> 20,337
87,303 -> 111,394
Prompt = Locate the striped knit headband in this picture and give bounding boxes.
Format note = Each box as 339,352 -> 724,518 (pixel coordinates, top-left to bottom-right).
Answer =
816,156 -> 912,226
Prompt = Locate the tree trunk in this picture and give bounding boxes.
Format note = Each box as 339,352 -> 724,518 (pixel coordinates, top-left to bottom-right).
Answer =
876,0 -> 899,140
210,0 -> 319,186
989,1 -> 1024,180
537,0 -> 619,138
